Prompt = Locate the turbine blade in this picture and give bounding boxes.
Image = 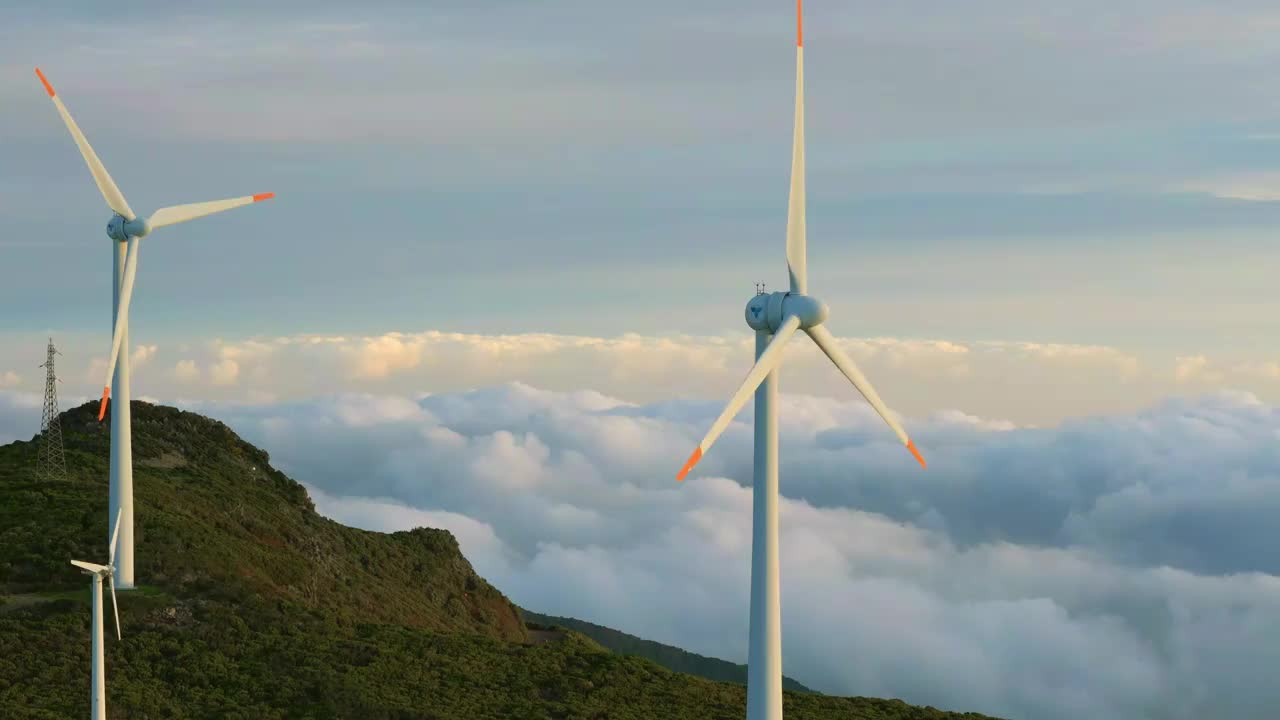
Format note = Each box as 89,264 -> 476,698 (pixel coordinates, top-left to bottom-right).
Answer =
785,2 -> 806,295
678,315 -> 802,481
71,560 -> 108,574
109,575 -> 121,640
99,238 -> 140,421
148,193 -> 274,230
34,68 -> 135,220
805,324 -> 926,468
108,507 -> 123,566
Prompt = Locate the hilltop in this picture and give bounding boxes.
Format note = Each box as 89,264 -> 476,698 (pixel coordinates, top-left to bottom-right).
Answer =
0,400 -> 1001,719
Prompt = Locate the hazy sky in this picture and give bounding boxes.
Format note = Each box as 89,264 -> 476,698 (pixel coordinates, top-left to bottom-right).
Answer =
3,0 -> 1279,351
3,0 -> 1279,422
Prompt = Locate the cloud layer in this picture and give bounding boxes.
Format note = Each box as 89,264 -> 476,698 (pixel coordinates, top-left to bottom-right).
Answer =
4,329 -> 1280,430
103,383 -> 1280,720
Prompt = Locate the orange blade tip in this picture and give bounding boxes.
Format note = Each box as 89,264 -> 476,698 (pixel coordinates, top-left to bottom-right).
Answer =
97,387 -> 110,422
252,192 -> 275,202
906,439 -> 926,469
35,68 -> 54,97
797,0 -> 803,47
676,447 -> 703,482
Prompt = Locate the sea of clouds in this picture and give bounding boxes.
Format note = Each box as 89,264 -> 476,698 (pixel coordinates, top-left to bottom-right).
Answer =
3,384 -> 1279,719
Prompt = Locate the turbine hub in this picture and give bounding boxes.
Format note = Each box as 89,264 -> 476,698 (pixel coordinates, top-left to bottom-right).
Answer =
106,214 -> 149,242
745,291 -> 828,333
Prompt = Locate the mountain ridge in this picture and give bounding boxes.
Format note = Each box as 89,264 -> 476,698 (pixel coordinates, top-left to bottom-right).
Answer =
521,609 -> 816,694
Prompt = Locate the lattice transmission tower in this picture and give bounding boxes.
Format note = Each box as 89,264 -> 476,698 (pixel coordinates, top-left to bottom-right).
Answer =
36,338 -> 67,482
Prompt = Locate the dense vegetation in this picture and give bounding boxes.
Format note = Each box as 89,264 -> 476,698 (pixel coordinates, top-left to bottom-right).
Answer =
521,610 -> 814,694
0,401 -> 1001,719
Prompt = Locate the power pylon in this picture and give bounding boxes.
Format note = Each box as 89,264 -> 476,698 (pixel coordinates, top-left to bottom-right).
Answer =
36,338 -> 67,482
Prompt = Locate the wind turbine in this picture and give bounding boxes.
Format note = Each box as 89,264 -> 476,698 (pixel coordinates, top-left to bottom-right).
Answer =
35,67 -> 274,588
674,4 -> 926,719
72,508 -> 124,720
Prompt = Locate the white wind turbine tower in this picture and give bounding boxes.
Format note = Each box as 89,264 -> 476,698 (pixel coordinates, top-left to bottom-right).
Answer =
36,68 -> 275,589
674,4 -> 926,719
72,508 -> 124,720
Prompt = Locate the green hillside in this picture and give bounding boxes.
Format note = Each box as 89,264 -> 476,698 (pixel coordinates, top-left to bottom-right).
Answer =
521,610 -> 815,693
0,401 -> 1001,719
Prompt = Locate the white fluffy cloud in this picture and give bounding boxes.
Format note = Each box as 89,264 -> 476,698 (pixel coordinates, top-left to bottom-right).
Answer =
7,329 -> 1280,427
174,359 -> 200,383
132,344 -> 158,367
154,383 -> 1280,720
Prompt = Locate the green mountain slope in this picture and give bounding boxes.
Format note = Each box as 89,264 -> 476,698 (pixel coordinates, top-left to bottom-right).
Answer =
521,610 -> 815,693
0,401 -> 1002,719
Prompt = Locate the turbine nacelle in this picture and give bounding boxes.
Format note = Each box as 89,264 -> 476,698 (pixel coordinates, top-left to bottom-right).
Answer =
106,214 -> 149,242
745,291 -> 828,333
72,560 -> 114,579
